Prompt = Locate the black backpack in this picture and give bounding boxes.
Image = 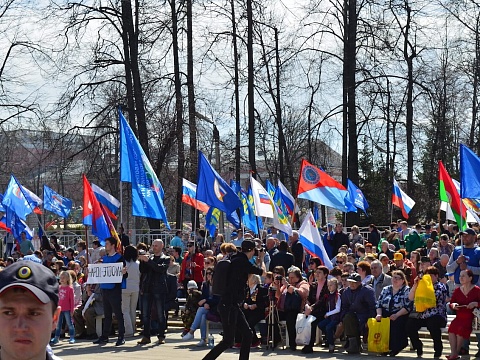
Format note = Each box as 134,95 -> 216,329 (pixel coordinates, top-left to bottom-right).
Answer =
212,254 -> 232,296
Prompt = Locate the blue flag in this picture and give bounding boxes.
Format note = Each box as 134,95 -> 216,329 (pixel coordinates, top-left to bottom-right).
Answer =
43,185 -> 72,218
347,179 -> 369,214
313,205 -> 320,222
197,151 -> 242,216
230,180 -> 259,234
265,180 -> 276,199
119,109 -> 170,229
205,207 -> 221,237
2,175 -> 33,221
460,144 -> 480,199
3,209 -> 32,241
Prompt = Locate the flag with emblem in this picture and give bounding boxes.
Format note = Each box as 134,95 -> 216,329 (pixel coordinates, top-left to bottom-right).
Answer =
120,109 -> 170,228
43,185 -> 72,218
196,151 -> 242,216
2,175 -> 33,221
297,159 -> 350,212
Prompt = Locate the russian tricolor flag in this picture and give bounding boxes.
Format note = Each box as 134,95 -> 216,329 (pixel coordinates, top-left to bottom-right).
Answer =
298,210 -> 333,269
277,180 -> 298,216
392,178 -> 415,219
91,183 -> 120,220
182,178 -> 210,213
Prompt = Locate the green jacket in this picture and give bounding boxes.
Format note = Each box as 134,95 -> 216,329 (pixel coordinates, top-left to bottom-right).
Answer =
405,231 -> 425,253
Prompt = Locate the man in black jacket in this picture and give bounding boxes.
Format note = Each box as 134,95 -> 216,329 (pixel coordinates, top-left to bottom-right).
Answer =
268,240 -> 294,273
339,273 -> 376,353
331,223 -> 349,256
203,240 -> 264,360
137,239 -> 170,345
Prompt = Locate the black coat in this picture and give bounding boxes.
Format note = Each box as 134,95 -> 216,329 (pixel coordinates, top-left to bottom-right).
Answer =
331,232 -> 349,256
269,251 -> 295,274
139,254 -> 169,294
222,252 -> 263,305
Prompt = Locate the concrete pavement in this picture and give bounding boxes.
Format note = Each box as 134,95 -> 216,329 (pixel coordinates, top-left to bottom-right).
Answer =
51,327 -> 453,360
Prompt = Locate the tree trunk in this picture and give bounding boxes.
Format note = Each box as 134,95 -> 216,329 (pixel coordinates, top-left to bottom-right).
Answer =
171,0 -> 185,229
231,0 -> 241,184
186,0 -> 198,227
120,0 -> 136,134
344,0 -> 358,226
122,0 -> 160,229
247,0 -> 256,175
404,1 -> 415,196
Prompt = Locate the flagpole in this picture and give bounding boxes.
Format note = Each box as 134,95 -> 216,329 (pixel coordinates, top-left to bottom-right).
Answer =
390,199 -> 393,225
120,181 -> 123,227
84,225 -> 90,265
290,198 -> 298,228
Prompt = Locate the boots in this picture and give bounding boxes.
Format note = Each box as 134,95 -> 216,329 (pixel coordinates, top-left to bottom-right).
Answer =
345,337 -> 360,354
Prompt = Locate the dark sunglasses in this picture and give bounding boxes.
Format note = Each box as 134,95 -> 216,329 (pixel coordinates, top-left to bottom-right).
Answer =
206,272 -> 213,275
337,261 -> 344,264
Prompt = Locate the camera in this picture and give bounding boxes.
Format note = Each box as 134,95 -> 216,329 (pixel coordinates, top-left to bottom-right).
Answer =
275,275 -> 283,281
139,250 -> 146,255
268,286 -> 277,301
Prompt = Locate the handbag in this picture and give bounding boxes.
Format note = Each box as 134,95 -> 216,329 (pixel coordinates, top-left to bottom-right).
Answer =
414,274 -> 436,312
408,311 -> 421,319
284,291 -> 302,312
295,313 -> 316,345
367,317 -> 390,353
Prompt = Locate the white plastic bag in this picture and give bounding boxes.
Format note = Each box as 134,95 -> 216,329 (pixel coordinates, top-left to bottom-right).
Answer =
295,313 -> 316,345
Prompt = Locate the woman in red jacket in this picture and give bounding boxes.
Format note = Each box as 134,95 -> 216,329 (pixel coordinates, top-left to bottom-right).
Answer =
180,242 -> 205,289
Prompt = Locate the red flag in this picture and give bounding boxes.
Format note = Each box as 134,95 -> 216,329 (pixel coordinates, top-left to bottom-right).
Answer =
82,175 -> 110,244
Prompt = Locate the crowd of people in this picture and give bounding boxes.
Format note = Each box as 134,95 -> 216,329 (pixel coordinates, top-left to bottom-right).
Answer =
3,219 -> 480,360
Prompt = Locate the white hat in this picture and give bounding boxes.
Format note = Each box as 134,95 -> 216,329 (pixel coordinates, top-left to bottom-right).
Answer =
187,280 -> 198,289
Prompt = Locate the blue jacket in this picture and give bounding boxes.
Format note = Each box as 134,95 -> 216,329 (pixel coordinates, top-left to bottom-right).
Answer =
340,284 -> 376,328
100,253 -> 127,290
201,281 -> 220,313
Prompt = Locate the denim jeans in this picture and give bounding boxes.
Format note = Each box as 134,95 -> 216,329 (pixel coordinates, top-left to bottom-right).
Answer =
318,317 -> 339,346
141,292 -> 166,338
191,306 -> 209,340
55,311 -> 74,338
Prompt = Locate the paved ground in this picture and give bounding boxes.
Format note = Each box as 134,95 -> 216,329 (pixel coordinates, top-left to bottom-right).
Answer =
51,327 -> 459,360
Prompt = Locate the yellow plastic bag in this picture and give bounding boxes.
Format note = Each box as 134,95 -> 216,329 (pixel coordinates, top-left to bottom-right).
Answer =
367,317 -> 390,353
414,274 -> 436,312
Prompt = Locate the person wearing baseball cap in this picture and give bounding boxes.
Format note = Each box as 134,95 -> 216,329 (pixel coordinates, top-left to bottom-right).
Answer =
446,227 -> 480,286
392,252 -> 414,286
338,272 -> 376,353
0,261 -> 62,360
202,239 -> 264,360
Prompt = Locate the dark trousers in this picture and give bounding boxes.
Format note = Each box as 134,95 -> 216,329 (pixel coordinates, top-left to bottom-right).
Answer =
343,313 -> 361,338
306,316 -> 320,347
102,287 -> 124,339
407,315 -> 446,357
381,309 -> 408,354
235,310 -> 264,343
285,310 -> 299,348
142,292 -> 166,339
203,302 -> 252,360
